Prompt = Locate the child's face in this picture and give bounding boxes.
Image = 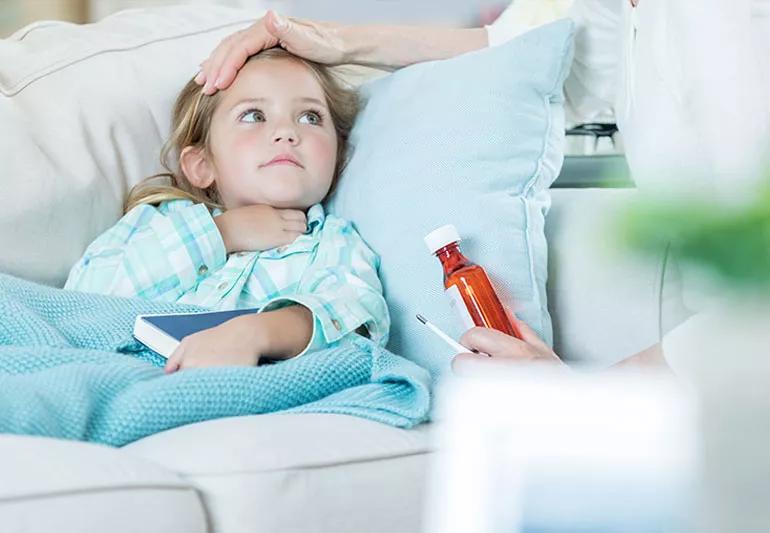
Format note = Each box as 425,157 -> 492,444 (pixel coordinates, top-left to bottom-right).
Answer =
207,58 -> 338,210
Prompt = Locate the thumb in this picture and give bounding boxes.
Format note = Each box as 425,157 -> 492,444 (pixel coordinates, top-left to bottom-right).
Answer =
266,10 -> 291,36
504,306 -> 548,350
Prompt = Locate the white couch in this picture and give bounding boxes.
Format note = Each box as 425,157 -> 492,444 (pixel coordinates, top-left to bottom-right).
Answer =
0,6 -> 679,533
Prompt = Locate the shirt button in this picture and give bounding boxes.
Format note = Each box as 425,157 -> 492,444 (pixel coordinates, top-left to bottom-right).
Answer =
197,264 -> 208,276
235,251 -> 247,257
217,282 -> 228,291
332,319 -> 342,331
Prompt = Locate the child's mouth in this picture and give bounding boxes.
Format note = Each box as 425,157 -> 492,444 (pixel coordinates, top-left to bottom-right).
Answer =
261,155 -> 304,169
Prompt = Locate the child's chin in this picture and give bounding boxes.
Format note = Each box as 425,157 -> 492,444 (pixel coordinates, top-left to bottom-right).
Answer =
265,196 -> 312,210
265,190 -> 322,210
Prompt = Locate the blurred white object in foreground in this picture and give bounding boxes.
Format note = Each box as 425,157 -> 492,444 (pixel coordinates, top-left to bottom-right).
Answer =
663,300 -> 770,533
424,366 -> 697,533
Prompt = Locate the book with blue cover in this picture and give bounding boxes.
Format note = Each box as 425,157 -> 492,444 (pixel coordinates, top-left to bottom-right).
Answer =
133,308 -> 260,358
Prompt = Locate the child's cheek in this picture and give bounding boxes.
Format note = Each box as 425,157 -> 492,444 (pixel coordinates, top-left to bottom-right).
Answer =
232,134 -> 265,164
306,135 -> 336,173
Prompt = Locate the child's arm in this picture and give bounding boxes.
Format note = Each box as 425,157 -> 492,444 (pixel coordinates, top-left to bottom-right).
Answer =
163,216 -> 388,372
163,304 -> 313,373
257,216 -> 390,356
64,201 -> 226,300
252,304 -> 314,359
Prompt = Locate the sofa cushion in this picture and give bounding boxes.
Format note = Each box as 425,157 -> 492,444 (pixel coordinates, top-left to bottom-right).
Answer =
327,20 -> 575,376
124,413 -> 434,533
0,5 -> 257,288
0,434 -> 205,533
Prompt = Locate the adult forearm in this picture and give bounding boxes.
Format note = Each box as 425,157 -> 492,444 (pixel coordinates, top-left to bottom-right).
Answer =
340,24 -> 489,69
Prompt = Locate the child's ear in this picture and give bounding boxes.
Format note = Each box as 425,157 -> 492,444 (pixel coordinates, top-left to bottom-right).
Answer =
179,146 -> 216,189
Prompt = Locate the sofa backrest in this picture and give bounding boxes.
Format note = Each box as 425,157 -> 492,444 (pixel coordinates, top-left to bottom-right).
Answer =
0,5 -> 669,365
0,5 -> 256,288
547,187 -> 665,365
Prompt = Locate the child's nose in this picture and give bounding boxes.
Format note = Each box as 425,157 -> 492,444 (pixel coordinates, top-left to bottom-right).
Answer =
272,127 -> 298,145
273,134 -> 297,144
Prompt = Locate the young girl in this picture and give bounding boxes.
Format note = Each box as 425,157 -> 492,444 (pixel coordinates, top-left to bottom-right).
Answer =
65,48 -> 389,373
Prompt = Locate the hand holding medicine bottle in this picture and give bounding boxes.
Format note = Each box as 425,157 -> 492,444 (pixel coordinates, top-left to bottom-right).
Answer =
452,308 -> 667,374
454,306 -> 564,372
424,224 -> 563,370
424,224 -> 524,339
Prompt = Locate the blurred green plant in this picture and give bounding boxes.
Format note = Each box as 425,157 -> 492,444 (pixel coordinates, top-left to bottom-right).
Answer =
618,183 -> 770,291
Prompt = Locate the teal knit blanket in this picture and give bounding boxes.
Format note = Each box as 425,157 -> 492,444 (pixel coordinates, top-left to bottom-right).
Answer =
0,273 -> 430,446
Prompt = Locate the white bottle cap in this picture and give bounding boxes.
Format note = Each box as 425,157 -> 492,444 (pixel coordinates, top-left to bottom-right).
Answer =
424,224 -> 461,254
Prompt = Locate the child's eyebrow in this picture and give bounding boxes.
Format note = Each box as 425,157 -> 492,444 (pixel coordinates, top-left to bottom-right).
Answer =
230,97 -> 327,110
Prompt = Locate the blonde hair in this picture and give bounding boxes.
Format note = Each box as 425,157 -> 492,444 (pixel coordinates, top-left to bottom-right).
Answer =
124,48 -> 360,214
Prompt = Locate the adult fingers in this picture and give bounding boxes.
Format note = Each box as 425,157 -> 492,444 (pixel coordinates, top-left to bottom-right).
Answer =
503,306 -> 550,351
264,10 -> 299,46
210,33 -> 267,92
206,14 -> 283,93
194,59 -> 209,85
200,34 -> 240,94
516,319 -> 551,352
459,326 -> 533,360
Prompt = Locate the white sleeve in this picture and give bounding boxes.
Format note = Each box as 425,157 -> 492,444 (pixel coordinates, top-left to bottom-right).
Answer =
563,0 -> 623,124
484,0 -> 541,46
669,0 -> 768,194
486,0 -> 623,125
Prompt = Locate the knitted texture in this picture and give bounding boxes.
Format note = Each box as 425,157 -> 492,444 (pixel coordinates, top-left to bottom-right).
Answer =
0,273 -> 430,446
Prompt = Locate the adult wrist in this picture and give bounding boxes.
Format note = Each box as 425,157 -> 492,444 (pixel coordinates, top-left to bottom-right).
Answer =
336,23 -> 366,64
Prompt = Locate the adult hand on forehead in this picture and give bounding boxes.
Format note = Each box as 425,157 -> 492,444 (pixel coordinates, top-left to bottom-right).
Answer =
196,0 -> 643,96
196,10 -> 346,95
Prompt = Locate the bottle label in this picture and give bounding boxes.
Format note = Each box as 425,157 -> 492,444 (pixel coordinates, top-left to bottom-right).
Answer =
445,284 -> 476,331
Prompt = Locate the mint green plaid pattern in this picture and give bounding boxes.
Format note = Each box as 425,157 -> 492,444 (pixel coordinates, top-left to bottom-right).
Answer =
65,200 -> 389,354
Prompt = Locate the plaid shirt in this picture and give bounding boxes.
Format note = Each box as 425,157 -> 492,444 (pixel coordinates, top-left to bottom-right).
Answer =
64,200 -> 389,355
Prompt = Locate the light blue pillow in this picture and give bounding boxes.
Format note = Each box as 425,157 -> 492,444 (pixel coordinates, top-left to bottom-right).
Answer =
327,20 -> 575,377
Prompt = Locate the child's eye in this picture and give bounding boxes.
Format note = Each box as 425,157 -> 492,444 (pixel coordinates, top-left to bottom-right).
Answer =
298,110 -> 323,126
240,109 -> 265,123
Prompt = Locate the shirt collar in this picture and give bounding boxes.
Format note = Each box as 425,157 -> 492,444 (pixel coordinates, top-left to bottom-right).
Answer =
306,203 -> 325,235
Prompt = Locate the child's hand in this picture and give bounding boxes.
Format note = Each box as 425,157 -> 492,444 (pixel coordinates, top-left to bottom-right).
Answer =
164,314 -> 266,373
214,204 -> 307,253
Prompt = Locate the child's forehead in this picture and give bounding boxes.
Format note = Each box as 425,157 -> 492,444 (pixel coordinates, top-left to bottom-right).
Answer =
225,58 -> 325,102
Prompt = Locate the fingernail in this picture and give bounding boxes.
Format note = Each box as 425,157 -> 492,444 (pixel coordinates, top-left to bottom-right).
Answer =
194,71 -> 205,84
214,76 -> 224,88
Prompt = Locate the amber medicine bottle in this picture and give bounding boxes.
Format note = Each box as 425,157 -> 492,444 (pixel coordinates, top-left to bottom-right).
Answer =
424,224 -> 523,339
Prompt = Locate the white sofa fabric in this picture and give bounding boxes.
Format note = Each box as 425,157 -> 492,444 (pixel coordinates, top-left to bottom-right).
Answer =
1,415 -> 433,533
0,5 -> 669,533
0,6 -> 255,288
0,434 -> 208,533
